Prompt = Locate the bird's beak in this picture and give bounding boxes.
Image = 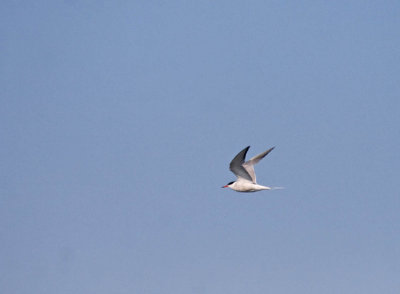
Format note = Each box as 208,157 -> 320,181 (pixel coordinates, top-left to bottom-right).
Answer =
222,185 -> 228,188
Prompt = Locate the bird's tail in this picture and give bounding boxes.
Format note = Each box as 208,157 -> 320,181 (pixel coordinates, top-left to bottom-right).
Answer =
270,186 -> 285,190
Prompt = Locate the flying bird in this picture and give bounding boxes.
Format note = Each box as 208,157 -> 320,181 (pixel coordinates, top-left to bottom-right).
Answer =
222,146 -> 276,192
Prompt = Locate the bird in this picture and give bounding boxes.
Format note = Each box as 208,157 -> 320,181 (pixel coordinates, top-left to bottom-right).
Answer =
222,146 -> 276,192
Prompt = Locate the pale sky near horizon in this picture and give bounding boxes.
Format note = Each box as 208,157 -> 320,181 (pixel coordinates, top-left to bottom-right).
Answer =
1,1 -> 400,293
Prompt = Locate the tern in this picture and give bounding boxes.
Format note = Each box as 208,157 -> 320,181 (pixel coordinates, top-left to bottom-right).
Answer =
222,146 -> 276,192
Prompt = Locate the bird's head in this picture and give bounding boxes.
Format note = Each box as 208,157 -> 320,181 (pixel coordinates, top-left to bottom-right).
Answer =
222,181 -> 235,188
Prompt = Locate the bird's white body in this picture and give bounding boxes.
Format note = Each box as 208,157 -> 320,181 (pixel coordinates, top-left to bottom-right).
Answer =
223,146 -> 277,193
227,180 -> 271,192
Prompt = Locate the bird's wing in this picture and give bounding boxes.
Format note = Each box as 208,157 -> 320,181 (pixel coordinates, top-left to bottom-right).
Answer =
229,146 -> 253,182
243,147 -> 275,183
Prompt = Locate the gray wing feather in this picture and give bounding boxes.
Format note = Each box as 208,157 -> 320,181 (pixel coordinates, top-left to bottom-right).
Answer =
229,146 -> 253,182
243,147 -> 275,183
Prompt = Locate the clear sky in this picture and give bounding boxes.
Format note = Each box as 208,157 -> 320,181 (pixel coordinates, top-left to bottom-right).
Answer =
1,1 -> 400,293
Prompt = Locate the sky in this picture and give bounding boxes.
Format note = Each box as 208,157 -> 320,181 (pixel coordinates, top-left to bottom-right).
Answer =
1,1 -> 400,293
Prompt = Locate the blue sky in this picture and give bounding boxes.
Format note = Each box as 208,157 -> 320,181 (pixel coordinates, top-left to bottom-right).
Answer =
1,1 -> 400,293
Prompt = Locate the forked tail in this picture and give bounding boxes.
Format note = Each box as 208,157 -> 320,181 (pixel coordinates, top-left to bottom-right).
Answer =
270,186 -> 285,190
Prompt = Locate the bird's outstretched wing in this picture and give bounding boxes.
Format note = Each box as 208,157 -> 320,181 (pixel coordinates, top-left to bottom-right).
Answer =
243,147 -> 275,183
229,146 -> 253,182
